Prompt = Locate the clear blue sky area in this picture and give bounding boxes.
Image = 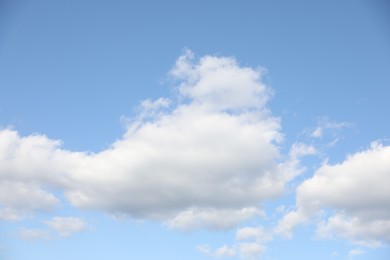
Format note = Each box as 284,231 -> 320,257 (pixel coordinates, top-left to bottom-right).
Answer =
0,1 -> 389,259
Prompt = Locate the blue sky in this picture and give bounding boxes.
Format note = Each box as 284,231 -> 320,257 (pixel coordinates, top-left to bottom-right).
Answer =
0,1 -> 389,259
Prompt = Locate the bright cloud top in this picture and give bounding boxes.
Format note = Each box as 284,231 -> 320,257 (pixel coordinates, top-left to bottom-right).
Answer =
0,50 -> 298,231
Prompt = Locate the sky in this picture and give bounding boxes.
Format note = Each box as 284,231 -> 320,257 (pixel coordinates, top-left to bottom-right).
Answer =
0,0 -> 389,259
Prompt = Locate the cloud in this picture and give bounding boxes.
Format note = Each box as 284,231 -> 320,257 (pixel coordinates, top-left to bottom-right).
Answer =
309,118 -> 351,139
316,214 -> 390,248
198,226 -> 270,259
170,49 -> 271,112
17,216 -> 87,240
197,244 -> 237,258
0,129 -> 85,220
236,227 -> 268,241
348,248 -> 364,259
238,242 -> 265,259
276,142 -> 390,246
196,245 -> 214,257
0,129 -> 83,186
63,50 -> 289,224
0,181 -> 59,221
1,50 -> 302,231
274,210 -> 306,239
168,207 -> 263,231
45,217 -> 87,237
215,245 -> 237,258
19,228 -> 50,240
309,117 -> 352,139
311,127 -> 323,138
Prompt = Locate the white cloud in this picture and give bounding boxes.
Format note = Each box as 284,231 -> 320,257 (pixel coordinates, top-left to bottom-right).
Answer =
276,142 -> 390,246
140,97 -> 171,111
348,248 -> 364,259
274,210 -> 306,239
238,242 -> 265,259
278,142 -> 316,183
197,242 -> 264,260
170,49 -> 271,111
196,244 -> 214,257
311,127 -> 323,138
0,208 -> 27,221
17,217 -> 87,240
198,226 -> 270,259
168,207 -> 263,231
236,227 -> 268,242
0,129 -> 85,220
317,214 -> 390,248
19,228 -> 50,240
0,181 -> 59,220
288,143 -> 316,159
0,129 -> 83,186
215,245 -> 237,258
63,51 -> 288,224
45,217 -> 87,237
309,117 -> 352,139
0,51 -> 308,231
197,244 -> 237,258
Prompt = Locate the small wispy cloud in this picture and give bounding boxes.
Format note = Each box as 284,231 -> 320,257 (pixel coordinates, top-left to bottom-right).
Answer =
45,217 -> 87,237
18,216 -> 88,240
348,248 -> 364,259
308,116 -> 353,139
19,228 -> 50,240
198,225 -> 271,259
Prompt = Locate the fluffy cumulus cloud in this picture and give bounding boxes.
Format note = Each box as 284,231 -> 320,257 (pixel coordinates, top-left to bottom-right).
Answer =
0,50 -> 302,230
277,142 -> 390,247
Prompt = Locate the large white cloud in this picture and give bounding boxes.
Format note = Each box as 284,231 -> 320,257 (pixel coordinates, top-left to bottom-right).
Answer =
277,142 -> 390,246
63,51 -> 290,224
0,51 -> 300,230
